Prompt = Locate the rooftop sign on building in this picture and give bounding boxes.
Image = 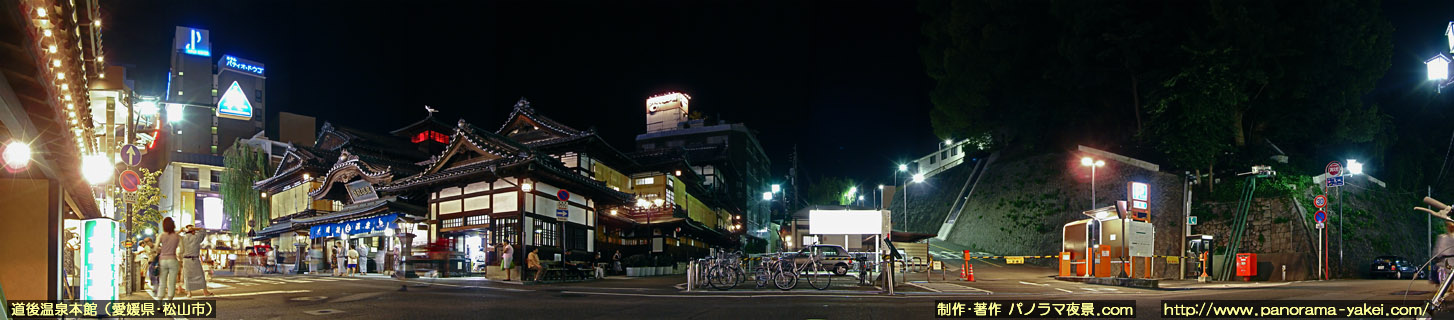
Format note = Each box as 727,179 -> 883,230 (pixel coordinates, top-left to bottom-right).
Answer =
221,55 -> 264,76
173,27 -> 210,57
645,92 -> 690,133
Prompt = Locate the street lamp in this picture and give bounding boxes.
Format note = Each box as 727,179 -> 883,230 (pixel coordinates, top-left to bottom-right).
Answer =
1081,157 -> 1105,209
82,154 -> 112,185
902,173 -> 925,226
771,184 -> 781,193
877,184 -> 884,210
3,141 -> 30,171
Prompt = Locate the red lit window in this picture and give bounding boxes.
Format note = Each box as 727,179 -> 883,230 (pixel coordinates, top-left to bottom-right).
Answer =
412,131 -> 449,144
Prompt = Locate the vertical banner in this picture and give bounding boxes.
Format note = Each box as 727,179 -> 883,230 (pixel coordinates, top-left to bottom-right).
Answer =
82,219 -> 120,300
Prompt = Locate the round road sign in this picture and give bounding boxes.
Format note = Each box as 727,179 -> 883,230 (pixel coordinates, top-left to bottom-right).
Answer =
1314,210 -> 1327,223
1313,195 -> 1327,208
1326,161 -> 1342,176
120,144 -> 143,167
557,189 -> 570,201
119,170 -> 141,192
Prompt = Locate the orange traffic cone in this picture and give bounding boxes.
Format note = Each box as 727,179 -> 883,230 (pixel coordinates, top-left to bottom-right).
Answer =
961,262 -> 968,280
966,263 -> 975,282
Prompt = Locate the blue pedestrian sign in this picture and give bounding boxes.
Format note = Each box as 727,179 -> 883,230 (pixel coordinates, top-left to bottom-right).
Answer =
120,144 -> 143,167
1325,176 -> 1345,188
1314,210 -> 1327,223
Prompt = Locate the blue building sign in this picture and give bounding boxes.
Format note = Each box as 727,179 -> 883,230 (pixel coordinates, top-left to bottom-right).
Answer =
217,81 -> 253,120
174,27 -> 211,57
223,55 -> 265,75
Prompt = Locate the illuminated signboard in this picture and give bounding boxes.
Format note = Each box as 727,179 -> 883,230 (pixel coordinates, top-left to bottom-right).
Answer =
346,180 -> 379,203
81,219 -> 120,300
203,197 -> 224,229
1128,182 -> 1150,218
222,55 -> 265,75
217,81 -> 253,120
809,210 -> 884,235
646,92 -> 690,114
173,27 -> 210,57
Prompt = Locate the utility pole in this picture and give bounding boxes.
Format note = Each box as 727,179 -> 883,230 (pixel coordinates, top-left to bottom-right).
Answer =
1181,171 -> 1191,280
1338,178 -> 1343,275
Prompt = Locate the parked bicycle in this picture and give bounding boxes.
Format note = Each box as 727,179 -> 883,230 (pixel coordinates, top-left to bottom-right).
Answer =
700,250 -> 746,290
773,250 -> 831,290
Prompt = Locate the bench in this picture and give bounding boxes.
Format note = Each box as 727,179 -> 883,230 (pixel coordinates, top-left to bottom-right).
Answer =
533,261 -> 595,281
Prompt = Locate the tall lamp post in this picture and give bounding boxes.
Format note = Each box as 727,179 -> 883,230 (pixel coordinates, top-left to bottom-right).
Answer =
903,173 -> 925,227
1081,157 -> 1106,209
1426,22 -> 1454,266
877,185 -> 884,210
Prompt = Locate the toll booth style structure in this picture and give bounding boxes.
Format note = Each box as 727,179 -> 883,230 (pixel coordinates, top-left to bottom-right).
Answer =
1060,201 -> 1155,279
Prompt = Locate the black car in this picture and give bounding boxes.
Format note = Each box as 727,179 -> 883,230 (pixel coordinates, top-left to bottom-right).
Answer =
1370,256 -> 1425,279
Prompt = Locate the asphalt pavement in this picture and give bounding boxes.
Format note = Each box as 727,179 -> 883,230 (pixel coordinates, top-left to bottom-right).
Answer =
116,266 -> 1454,319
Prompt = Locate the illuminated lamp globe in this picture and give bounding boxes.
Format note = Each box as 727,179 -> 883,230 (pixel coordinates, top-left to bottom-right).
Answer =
3,141 -> 31,171
82,154 -> 112,185
911,173 -> 926,183
1428,54 -> 1451,82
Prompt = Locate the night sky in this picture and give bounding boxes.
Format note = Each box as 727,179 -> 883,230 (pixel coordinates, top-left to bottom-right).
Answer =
101,0 -> 936,190
99,0 -> 1454,191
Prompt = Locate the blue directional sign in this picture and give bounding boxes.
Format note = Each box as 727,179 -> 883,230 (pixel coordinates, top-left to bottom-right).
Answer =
217,81 -> 253,120
1315,210 -> 1327,223
120,144 -> 143,167
1325,175 -> 1345,188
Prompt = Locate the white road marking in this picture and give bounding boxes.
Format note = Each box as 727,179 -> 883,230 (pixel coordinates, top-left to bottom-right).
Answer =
905,282 -> 941,292
273,277 -> 314,283
400,280 -> 532,292
1056,288 -> 1073,293
1018,281 -> 1048,287
211,290 -> 312,298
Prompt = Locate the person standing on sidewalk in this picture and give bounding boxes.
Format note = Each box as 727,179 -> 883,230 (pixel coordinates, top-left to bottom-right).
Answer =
335,242 -> 348,277
501,240 -> 515,281
155,218 -> 181,300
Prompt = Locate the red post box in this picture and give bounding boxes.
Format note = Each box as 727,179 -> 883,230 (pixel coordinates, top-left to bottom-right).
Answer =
1236,253 -> 1257,281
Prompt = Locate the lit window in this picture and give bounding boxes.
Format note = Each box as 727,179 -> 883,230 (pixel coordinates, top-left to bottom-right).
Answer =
634,177 -> 654,185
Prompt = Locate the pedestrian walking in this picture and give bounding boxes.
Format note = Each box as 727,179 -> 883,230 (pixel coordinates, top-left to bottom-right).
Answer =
501,240 -> 515,281
180,225 -> 217,297
346,246 -> 359,276
612,250 -> 623,274
155,218 -> 181,300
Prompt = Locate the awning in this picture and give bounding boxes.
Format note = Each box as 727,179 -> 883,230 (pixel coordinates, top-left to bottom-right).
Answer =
309,213 -> 398,239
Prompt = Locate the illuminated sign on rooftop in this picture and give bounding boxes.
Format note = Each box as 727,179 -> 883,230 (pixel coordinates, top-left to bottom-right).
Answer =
174,27 -> 211,57
222,55 -> 264,75
217,81 -> 253,120
647,92 -> 690,113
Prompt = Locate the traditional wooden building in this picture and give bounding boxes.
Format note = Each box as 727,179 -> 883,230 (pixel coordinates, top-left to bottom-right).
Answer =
378,115 -> 634,266
253,122 -> 430,271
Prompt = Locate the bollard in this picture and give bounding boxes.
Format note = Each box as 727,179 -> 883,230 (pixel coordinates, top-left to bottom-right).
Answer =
686,261 -> 694,292
1281,265 -> 1286,282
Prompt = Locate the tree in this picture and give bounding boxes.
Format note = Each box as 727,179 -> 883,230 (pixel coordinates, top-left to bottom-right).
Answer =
803,176 -> 855,206
221,141 -> 271,237
125,168 -> 166,233
919,0 -> 1394,172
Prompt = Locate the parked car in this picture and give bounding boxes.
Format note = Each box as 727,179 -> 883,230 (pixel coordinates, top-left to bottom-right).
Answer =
788,244 -> 859,276
1370,256 -> 1425,279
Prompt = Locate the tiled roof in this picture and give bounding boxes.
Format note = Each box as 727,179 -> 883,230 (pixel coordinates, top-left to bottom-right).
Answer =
390,114 -> 453,136
495,97 -> 590,138
290,199 -> 426,227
